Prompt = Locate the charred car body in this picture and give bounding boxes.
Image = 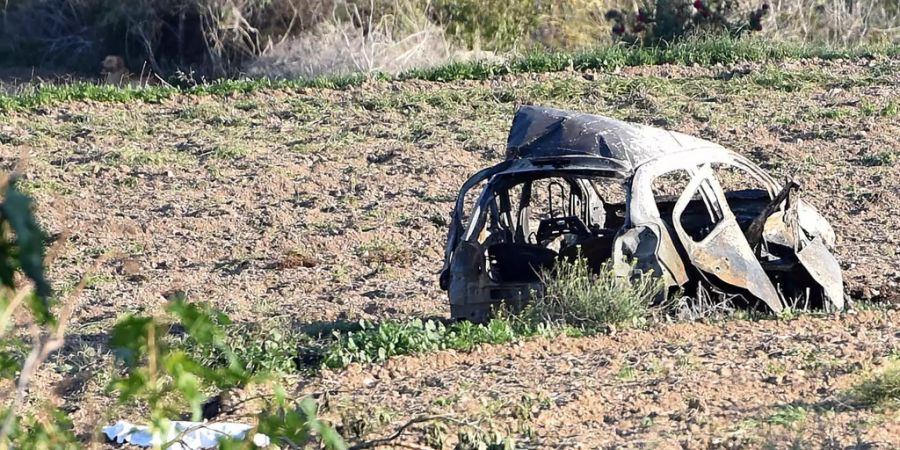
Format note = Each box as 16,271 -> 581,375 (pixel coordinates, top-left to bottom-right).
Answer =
440,106 -> 844,322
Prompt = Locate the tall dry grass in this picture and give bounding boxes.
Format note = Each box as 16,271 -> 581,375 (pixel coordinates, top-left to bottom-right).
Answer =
246,1 -> 454,79
0,0 -> 897,79
762,0 -> 899,45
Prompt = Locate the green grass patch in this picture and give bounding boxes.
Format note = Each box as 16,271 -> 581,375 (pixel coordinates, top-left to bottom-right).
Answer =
173,312 -> 549,373
321,317 -> 547,369
175,319 -> 304,374
402,37 -> 898,82
1,37 -> 897,114
319,259 -> 666,368
750,65 -> 827,92
110,145 -> 196,167
850,359 -> 900,407
860,150 -> 898,167
525,259 -> 664,331
767,405 -> 808,427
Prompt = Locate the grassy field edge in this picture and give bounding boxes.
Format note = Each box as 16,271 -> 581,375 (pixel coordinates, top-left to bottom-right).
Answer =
1,37 -> 897,113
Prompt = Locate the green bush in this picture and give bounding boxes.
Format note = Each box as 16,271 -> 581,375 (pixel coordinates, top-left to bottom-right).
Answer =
527,259 -> 664,331
605,0 -> 770,44
173,315 -> 305,375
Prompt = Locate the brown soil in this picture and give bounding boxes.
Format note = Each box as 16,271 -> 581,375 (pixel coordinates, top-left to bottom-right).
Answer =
315,310 -> 900,448
1,56 -> 898,447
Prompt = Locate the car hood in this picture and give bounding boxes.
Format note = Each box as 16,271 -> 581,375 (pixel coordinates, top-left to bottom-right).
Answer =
506,105 -> 729,171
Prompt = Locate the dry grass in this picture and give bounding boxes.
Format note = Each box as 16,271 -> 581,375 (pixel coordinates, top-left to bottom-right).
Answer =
246,2 -> 454,78
762,0 -> 900,45
2,0 -> 897,80
528,260 -> 665,331
851,359 -> 900,407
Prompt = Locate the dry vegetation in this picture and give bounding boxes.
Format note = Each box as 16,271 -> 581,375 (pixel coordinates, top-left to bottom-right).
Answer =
1,0 -> 898,81
1,50 -> 899,447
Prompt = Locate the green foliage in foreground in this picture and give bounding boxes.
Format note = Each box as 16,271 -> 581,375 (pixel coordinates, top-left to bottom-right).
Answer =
1,36 -> 897,113
0,182 -> 346,449
169,308 -> 307,375
105,299 -> 348,449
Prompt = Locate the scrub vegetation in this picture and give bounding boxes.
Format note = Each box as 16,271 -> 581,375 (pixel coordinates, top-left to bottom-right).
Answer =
1,4 -> 899,445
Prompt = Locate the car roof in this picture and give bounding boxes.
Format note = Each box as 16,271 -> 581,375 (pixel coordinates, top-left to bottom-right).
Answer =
506,106 -> 730,171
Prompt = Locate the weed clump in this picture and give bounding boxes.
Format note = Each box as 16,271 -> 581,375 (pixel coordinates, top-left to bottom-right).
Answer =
850,359 -> 900,407
606,0 -> 771,44
321,316 -> 542,368
527,259 -> 664,331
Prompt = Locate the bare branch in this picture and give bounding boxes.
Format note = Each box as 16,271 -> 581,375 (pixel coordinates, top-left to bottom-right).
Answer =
348,414 -> 457,450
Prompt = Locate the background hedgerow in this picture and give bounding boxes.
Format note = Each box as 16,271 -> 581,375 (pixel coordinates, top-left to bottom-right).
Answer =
2,35 -> 898,113
1,0 -> 898,79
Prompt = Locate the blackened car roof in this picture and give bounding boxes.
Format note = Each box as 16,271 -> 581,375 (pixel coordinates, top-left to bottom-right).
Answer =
506,106 -> 728,170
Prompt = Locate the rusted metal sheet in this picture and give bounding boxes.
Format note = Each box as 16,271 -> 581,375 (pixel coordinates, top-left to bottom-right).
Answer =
796,237 -> 845,311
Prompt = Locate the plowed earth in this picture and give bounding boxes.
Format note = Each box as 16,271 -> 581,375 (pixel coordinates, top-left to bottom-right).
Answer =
1,56 -> 899,448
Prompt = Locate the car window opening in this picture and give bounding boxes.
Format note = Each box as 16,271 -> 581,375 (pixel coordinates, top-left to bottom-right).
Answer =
474,174 -> 627,284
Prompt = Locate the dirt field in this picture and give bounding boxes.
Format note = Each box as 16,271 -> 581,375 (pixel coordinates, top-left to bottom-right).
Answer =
1,55 -> 898,447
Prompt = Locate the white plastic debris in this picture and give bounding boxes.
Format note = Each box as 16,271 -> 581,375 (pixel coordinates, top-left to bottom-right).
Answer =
103,420 -> 270,449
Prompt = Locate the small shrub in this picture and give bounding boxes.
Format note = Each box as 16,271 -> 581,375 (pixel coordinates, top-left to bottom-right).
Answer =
860,150 -> 898,167
527,259 -> 664,331
767,405 -> 808,427
173,315 -> 303,375
605,0 -> 770,44
321,316 -> 542,368
850,359 -> 900,407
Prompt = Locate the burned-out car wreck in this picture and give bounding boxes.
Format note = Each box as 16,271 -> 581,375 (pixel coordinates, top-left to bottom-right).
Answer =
440,106 -> 844,322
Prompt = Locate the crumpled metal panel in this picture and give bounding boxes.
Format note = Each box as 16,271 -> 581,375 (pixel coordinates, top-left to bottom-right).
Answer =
506,106 -> 729,168
796,237 -> 845,311
670,166 -> 784,313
